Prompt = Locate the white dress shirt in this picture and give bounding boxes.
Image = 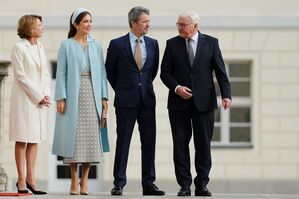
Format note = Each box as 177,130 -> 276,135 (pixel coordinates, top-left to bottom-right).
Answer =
175,32 -> 199,93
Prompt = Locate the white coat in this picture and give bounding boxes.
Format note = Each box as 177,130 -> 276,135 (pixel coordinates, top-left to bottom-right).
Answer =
9,39 -> 50,143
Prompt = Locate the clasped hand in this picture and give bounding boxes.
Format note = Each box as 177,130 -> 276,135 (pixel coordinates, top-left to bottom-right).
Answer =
176,86 -> 192,100
39,95 -> 51,107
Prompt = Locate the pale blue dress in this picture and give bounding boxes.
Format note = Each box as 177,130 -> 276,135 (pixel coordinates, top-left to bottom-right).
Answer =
64,45 -> 104,163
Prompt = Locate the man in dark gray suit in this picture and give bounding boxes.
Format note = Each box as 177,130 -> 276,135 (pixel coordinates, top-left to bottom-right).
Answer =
160,11 -> 232,197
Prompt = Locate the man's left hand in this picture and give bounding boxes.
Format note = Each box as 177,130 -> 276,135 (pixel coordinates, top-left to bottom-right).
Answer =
222,98 -> 232,110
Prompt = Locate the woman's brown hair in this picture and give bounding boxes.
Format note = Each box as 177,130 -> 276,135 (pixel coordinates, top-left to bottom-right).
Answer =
68,11 -> 91,38
17,15 -> 42,39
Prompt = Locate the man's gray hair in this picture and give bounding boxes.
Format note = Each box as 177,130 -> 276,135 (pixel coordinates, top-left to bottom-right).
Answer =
128,6 -> 150,28
179,11 -> 200,25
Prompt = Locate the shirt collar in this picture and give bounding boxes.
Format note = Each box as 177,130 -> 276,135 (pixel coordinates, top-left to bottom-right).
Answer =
23,39 -> 42,48
129,32 -> 144,43
186,31 -> 199,42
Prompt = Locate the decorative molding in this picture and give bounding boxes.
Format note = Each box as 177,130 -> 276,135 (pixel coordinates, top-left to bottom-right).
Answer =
1,15 -> 299,29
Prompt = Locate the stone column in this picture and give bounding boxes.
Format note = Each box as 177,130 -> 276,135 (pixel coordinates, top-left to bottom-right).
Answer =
0,60 -> 10,191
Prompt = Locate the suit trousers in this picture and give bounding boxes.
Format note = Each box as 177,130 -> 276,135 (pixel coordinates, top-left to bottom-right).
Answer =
168,100 -> 214,189
113,101 -> 156,188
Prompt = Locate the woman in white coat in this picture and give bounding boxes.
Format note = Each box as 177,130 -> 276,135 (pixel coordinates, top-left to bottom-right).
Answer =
9,15 -> 50,195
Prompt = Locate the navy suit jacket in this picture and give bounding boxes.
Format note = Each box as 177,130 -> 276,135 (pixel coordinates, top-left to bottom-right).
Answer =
105,33 -> 159,108
160,32 -> 231,112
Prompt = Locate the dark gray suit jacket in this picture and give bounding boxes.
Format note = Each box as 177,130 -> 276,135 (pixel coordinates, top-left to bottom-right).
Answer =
160,32 -> 231,112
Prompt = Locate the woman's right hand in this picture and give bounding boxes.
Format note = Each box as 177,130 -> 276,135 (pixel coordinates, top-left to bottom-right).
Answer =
39,95 -> 51,107
101,99 -> 108,128
57,99 -> 66,114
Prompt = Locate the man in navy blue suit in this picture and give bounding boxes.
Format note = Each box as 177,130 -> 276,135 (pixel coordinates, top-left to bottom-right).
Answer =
105,6 -> 165,196
160,11 -> 232,197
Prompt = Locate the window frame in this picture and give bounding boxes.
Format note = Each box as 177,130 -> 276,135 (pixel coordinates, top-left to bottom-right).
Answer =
211,61 -> 253,148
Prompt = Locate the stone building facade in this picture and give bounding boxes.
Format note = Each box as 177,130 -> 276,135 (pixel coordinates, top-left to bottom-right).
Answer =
1,0 -> 299,193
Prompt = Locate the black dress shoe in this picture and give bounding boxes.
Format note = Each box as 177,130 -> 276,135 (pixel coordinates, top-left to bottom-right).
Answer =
16,182 -> 28,194
195,187 -> 212,196
143,184 -> 165,196
26,182 -> 47,195
177,187 -> 191,196
111,186 -> 123,195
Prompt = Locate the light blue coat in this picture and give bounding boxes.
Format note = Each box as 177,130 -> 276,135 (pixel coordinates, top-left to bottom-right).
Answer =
52,35 -> 109,158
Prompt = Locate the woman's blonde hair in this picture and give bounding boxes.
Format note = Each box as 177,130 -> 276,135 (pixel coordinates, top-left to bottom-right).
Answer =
17,15 -> 42,39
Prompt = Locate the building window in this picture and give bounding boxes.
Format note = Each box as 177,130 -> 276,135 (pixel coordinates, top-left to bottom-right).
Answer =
51,61 -> 57,79
212,61 -> 252,147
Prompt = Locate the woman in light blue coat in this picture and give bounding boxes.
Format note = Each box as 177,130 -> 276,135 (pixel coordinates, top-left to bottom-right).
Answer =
52,8 -> 109,195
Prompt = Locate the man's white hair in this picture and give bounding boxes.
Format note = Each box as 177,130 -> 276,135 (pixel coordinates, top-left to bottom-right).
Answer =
179,11 -> 200,25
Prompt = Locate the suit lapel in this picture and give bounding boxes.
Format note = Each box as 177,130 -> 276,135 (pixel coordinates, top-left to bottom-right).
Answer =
124,33 -> 140,71
38,42 -> 47,70
193,32 -> 206,66
143,36 -> 151,70
23,39 -> 41,68
178,37 -> 190,65
124,33 -> 134,58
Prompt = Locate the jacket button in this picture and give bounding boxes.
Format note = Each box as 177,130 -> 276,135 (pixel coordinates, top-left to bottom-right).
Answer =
138,83 -> 141,86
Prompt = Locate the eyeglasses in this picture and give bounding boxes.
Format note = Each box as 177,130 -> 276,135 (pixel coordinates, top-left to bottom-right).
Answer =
176,22 -> 193,29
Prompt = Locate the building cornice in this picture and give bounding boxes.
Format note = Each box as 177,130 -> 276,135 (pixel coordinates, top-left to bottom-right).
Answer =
1,15 -> 299,29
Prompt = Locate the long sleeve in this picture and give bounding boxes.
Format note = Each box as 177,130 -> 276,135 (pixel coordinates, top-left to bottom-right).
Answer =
43,66 -> 51,96
152,40 -> 159,81
160,40 -> 179,92
55,42 -> 67,101
99,44 -> 108,100
212,39 -> 231,100
105,40 -> 118,90
40,46 -> 51,97
10,44 -> 44,105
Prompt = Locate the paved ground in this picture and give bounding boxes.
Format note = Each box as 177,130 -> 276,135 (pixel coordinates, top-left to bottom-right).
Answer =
1,193 -> 299,199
